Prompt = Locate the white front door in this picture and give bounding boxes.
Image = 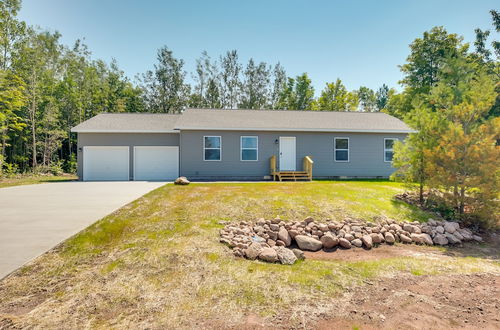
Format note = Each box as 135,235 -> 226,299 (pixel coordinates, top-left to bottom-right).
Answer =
133,146 -> 179,181
279,137 -> 296,171
83,146 -> 129,181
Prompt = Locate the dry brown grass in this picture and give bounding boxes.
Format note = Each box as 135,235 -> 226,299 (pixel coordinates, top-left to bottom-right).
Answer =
0,181 -> 498,329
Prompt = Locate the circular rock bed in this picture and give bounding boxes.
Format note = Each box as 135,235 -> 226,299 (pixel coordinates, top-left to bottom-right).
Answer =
219,216 -> 484,265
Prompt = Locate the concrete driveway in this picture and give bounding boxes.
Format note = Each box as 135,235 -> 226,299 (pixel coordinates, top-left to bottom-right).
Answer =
0,181 -> 166,279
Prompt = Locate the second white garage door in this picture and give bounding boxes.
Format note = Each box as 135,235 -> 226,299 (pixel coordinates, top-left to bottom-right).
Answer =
133,146 -> 179,181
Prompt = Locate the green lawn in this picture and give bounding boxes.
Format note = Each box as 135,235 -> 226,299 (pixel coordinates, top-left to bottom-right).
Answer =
0,174 -> 77,188
0,181 -> 498,328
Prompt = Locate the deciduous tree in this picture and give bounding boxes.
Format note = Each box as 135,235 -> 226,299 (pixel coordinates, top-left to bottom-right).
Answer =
316,79 -> 358,111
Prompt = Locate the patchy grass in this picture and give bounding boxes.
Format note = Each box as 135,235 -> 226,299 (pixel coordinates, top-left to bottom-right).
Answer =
0,181 -> 498,329
0,174 -> 77,188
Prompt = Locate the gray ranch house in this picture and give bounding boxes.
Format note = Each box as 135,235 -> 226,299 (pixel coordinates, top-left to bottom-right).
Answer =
71,108 -> 414,181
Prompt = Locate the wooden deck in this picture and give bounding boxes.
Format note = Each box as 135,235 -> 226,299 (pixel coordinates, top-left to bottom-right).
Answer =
270,155 -> 313,181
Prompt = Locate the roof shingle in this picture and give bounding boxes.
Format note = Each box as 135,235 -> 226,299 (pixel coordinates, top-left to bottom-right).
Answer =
175,108 -> 413,133
71,109 -> 414,133
71,113 -> 181,133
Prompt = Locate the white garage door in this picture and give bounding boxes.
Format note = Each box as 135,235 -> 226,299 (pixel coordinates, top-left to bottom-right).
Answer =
134,146 -> 179,181
83,146 -> 129,181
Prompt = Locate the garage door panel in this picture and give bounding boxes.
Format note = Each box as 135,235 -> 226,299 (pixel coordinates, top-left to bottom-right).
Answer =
134,146 -> 178,181
83,146 -> 129,181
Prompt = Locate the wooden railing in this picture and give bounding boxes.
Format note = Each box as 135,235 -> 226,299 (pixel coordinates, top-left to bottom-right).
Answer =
270,155 -> 277,176
269,155 -> 313,181
303,156 -> 314,180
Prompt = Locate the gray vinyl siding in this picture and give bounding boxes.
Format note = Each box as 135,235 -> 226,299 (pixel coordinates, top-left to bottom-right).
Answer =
180,130 -> 407,180
77,133 -> 179,180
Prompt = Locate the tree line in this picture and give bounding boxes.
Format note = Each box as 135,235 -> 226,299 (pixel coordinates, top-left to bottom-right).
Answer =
140,47 -> 389,113
0,0 -> 390,176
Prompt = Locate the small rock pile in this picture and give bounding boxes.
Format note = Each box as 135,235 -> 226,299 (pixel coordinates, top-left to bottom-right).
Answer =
219,217 -> 483,265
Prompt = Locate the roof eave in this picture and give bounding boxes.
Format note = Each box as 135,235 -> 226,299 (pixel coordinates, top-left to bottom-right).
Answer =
174,126 -> 415,134
71,129 -> 180,133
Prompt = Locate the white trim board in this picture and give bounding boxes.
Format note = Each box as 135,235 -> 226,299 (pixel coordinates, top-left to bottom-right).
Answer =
72,129 -> 180,133
175,127 -> 415,133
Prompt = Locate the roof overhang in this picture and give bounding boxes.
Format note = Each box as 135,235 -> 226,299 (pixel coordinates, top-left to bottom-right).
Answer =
174,127 -> 416,133
71,129 -> 180,133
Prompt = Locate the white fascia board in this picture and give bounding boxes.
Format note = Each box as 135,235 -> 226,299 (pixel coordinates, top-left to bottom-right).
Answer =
174,127 -> 416,134
71,129 -> 180,133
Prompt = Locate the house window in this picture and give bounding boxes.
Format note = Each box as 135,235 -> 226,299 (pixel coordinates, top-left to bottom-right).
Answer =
334,137 -> 349,162
241,136 -> 258,161
384,138 -> 397,162
204,136 -> 221,161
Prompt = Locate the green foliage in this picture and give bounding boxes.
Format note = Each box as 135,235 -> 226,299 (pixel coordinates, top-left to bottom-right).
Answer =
1,158 -> 18,177
375,84 -> 389,111
239,58 -> 271,109
392,106 -> 443,203
141,46 -> 189,113
394,52 -> 499,227
316,79 -> 358,111
400,26 -> 467,94
276,73 -> 315,110
219,50 -> 242,109
357,86 -> 377,112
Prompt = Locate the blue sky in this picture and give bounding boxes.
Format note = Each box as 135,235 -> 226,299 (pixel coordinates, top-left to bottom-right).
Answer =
19,0 -> 498,93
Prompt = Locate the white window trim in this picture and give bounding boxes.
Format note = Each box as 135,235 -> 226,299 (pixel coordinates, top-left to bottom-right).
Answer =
203,136 -> 222,161
384,138 -> 398,163
334,137 -> 350,162
240,136 -> 258,161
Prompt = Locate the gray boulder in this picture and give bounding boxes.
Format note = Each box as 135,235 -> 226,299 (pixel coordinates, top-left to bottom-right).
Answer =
473,235 -> 483,242
351,238 -> 363,247
270,224 -> 280,231
276,247 -> 297,265
174,176 -> 190,185
288,229 -> 299,239
453,231 -> 464,241
410,233 -> 423,244
420,233 -> 433,245
400,234 -> 412,243
445,233 -> 461,244
444,222 -> 457,234
384,232 -> 395,244
361,235 -> 373,249
320,232 -> 338,249
318,223 -> 329,232
292,248 -> 305,260
278,227 -> 292,246
244,242 -> 264,260
458,229 -> 472,241
259,247 -> 279,262
433,234 -> 448,245
339,238 -> 352,249
370,232 -> 382,244
292,249 -> 306,260
402,223 -> 414,232
344,233 -> 355,241
390,224 -> 402,232
295,235 -> 323,251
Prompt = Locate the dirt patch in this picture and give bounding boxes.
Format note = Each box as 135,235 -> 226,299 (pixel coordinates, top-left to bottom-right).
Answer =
303,239 -> 500,262
304,243 -> 444,262
214,273 -> 500,329
316,273 -> 500,330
